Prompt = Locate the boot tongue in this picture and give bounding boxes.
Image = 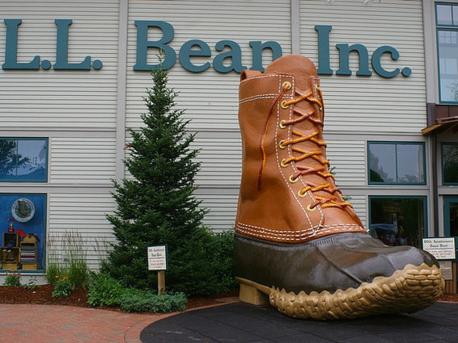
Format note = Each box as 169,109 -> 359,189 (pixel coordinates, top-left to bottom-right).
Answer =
266,55 -> 317,90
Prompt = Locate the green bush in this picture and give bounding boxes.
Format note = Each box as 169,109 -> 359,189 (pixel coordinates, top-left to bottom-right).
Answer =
103,229 -> 236,297
46,263 -> 64,286
67,259 -> 89,289
119,289 -> 187,313
52,279 -> 73,298
87,273 -> 124,307
3,273 -> 21,287
87,273 -> 187,313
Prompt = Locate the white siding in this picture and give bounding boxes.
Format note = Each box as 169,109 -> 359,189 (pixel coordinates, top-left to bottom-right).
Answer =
300,0 -> 426,134
126,0 -> 292,131
346,194 -> 368,227
50,137 -> 116,185
0,0 -> 120,130
48,192 -> 115,268
196,188 -> 238,232
327,139 -> 367,187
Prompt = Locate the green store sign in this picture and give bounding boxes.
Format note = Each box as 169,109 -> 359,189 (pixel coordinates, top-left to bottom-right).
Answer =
1,19 -> 412,78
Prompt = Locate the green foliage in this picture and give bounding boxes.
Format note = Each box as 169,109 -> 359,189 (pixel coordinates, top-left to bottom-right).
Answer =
52,279 -> 73,298
67,259 -> 90,289
87,272 -> 187,313
168,230 -> 236,296
46,262 -> 65,286
104,67 -> 238,295
87,273 -> 125,307
46,232 -> 90,298
22,279 -> 38,290
3,273 -> 21,287
119,289 -> 187,313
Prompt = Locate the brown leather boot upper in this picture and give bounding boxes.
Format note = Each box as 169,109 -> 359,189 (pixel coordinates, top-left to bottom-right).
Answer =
235,55 -> 366,244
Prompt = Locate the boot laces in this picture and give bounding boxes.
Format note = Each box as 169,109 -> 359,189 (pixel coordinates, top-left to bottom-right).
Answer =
258,79 -> 352,210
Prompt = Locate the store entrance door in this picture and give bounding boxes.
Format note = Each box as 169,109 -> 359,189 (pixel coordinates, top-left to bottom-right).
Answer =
444,196 -> 458,294
445,196 -> 458,237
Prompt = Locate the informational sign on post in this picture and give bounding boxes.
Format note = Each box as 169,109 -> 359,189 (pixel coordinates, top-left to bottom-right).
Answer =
147,245 -> 167,270
422,238 -> 456,260
439,261 -> 453,281
147,245 -> 167,295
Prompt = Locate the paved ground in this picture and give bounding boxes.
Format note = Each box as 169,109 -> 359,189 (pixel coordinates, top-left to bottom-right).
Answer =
0,304 -> 169,343
141,302 -> 458,343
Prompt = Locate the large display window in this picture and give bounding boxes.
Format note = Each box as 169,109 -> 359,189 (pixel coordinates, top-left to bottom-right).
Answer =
436,2 -> 458,103
0,138 -> 48,182
442,143 -> 458,185
0,194 -> 46,272
369,196 -> 426,248
368,142 -> 425,185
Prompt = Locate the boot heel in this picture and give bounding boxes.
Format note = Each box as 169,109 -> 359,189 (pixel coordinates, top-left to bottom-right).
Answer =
238,280 -> 268,305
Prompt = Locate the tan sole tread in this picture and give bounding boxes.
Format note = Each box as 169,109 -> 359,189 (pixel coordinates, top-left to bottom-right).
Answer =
237,263 -> 445,320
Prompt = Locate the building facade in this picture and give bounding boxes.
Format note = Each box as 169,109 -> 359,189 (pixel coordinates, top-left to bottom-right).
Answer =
0,0 -> 457,281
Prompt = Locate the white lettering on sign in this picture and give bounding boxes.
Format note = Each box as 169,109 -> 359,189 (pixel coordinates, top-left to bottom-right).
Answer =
147,245 -> 167,271
422,238 -> 456,260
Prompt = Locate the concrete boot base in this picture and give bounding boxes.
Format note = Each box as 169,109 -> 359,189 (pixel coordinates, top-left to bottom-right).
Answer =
237,263 -> 444,320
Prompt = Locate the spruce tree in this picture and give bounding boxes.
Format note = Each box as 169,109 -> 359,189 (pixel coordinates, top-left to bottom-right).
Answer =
103,68 -> 208,291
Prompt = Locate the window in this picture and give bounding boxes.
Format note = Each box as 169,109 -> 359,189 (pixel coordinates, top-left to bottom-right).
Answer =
0,138 -> 48,182
0,194 -> 47,272
368,142 -> 425,185
436,3 -> 458,103
442,143 -> 458,184
369,197 -> 426,248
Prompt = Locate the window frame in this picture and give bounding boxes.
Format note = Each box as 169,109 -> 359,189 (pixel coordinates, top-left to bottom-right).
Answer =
0,192 -> 47,273
0,137 -> 49,183
367,141 -> 426,186
435,2 -> 458,104
368,195 -> 429,241
441,142 -> 458,185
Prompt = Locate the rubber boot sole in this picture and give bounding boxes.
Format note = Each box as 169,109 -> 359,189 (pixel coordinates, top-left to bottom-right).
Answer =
237,263 -> 444,320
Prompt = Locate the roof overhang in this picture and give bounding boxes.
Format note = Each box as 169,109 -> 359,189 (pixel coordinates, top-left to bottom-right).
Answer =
422,116 -> 458,136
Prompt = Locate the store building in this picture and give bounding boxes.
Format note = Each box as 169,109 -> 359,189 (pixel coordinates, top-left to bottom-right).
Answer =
0,0 -> 456,285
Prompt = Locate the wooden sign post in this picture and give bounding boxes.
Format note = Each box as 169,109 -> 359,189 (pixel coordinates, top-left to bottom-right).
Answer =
147,245 -> 167,295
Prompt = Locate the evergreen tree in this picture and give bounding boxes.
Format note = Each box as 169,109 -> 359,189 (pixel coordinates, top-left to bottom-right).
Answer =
103,68 -> 209,291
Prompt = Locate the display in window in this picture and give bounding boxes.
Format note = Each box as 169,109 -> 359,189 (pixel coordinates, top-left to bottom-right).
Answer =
0,194 -> 46,271
369,197 -> 425,248
443,143 -> 458,184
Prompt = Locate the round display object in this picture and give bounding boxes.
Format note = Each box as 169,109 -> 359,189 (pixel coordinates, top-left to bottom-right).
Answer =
11,198 -> 35,223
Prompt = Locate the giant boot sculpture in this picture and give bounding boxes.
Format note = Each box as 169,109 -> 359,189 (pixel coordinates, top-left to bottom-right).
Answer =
235,55 -> 444,320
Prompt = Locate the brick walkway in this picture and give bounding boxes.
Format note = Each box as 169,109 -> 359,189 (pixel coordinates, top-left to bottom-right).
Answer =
0,304 -> 171,343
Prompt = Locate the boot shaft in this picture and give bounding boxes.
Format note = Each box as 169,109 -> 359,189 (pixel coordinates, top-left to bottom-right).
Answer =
236,55 -> 365,244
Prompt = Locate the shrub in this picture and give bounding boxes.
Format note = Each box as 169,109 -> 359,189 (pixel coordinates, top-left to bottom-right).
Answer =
46,262 -> 64,286
67,259 -> 89,289
87,273 -> 124,307
165,230 -> 236,296
46,231 -> 90,294
3,273 -> 21,287
119,290 -> 187,313
52,279 -> 73,298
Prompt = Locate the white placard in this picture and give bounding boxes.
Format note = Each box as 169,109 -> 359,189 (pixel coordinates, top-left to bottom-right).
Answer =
422,238 -> 456,260
439,260 -> 453,281
147,245 -> 167,271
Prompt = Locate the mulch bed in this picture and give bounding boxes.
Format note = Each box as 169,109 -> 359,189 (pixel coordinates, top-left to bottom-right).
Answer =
438,294 -> 458,303
0,285 -> 88,307
0,285 -> 237,310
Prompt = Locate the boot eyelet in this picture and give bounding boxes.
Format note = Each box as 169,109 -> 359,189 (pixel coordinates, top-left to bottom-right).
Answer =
282,81 -> 292,91
278,140 -> 287,149
307,204 -> 317,211
280,159 -> 289,168
280,100 -> 290,109
298,188 -> 307,197
279,120 -> 287,129
289,175 -> 298,183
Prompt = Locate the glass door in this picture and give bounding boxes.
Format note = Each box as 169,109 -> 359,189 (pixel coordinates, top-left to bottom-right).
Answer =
444,196 -> 458,237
